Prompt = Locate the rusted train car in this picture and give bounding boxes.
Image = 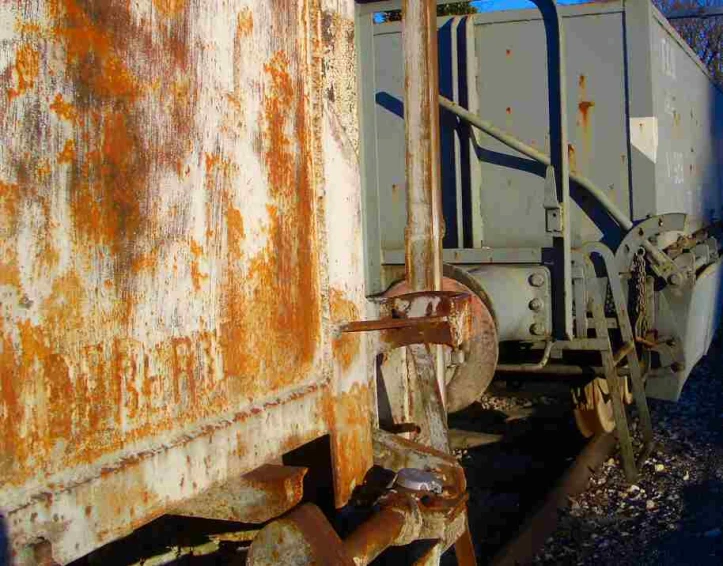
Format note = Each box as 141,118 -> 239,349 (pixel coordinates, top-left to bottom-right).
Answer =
1,0 -> 480,564
1,0 -> 722,563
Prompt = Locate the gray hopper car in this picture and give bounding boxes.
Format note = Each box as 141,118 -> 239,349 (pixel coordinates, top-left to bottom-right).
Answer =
360,0 -> 723,477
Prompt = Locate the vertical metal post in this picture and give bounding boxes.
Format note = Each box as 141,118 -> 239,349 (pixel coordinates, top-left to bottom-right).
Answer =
403,0 -> 444,294
531,0 -> 573,339
403,0 -> 449,452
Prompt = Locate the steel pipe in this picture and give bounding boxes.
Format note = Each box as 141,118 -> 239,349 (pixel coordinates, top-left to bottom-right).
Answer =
342,507 -> 408,565
403,0 -> 450,437
496,341 -> 554,372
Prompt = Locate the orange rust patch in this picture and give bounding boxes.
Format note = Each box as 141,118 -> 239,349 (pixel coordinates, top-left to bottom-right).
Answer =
217,48 -> 321,398
331,383 -> 374,507
58,139 -> 76,164
330,289 -> 361,372
262,52 -> 295,198
152,0 -> 189,17
0,0 -> 205,490
578,100 -> 595,129
226,206 -> 245,258
0,181 -> 20,228
237,7 -> 254,37
189,240 -> 208,292
50,93 -> 77,121
7,44 -> 40,102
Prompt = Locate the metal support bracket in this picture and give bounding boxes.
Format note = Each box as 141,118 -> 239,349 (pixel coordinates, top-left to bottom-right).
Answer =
543,165 -> 563,234
344,291 -> 480,453
615,213 -> 687,282
343,291 -> 477,354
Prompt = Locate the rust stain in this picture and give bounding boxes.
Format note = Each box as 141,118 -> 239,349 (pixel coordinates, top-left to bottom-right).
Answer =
237,7 -> 254,37
1,0 -> 205,488
0,4 -> 344,548
152,0 -> 189,17
330,289 -> 361,372
58,139 -> 76,163
219,47 -> 321,397
189,239 -> 208,292
7,44 -> 41,102
505,48 -> 512,57
578,100 -> 595,129
576,73 -> 594,171
0,181 -> 20,232
331,383 -> 373,507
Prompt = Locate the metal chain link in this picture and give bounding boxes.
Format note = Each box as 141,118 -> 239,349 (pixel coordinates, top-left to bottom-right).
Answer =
632,249 -> 649,339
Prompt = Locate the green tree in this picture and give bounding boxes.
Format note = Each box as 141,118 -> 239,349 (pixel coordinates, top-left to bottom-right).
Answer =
381,2 -> 478,22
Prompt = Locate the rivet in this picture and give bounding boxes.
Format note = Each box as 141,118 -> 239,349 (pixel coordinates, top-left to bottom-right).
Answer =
529,298 -> 543,312
529,273 -> 545,287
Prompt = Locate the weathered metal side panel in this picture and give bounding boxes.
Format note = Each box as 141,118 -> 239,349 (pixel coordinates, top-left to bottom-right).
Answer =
368,4 -> 631,255
0,0 -> 371,562
321,0 -> 375,508
650,7 -> 723,232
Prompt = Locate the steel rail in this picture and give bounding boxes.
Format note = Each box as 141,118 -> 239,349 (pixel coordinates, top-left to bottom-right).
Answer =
490,433 -> 617,566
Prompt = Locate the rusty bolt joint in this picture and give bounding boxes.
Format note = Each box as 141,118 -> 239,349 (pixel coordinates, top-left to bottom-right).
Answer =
530,323 -> 546,336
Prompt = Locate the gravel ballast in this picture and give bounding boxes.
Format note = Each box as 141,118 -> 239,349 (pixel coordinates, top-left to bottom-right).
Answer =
533,335 -> 723,565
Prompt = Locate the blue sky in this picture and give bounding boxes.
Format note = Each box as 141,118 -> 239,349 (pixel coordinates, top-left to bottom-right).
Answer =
373,1 -> 589,23
471,0 -> 586,11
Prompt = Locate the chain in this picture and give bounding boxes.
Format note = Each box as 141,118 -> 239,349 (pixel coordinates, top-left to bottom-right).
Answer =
632,249 -> 649,339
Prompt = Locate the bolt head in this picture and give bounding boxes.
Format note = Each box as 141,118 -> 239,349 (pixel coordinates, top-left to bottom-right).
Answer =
529,298 -> 544,312
529,273 -> 545,287
669,273 -> 683,286
530,323 -> 546,336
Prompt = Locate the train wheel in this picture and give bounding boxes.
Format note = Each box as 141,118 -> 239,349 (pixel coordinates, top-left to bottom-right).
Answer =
573,376 -> 633,438
384,267 -> 498,413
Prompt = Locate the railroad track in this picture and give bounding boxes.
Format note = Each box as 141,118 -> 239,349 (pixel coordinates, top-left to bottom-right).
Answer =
447,384 -> 618,565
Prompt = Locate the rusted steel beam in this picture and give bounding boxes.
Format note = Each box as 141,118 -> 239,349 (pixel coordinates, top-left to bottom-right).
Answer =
401,0 -> 450,451
341,316 -> 447,333
173,464 -> 307,524
342,291 -> 476,352
403,0 -> 444,294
